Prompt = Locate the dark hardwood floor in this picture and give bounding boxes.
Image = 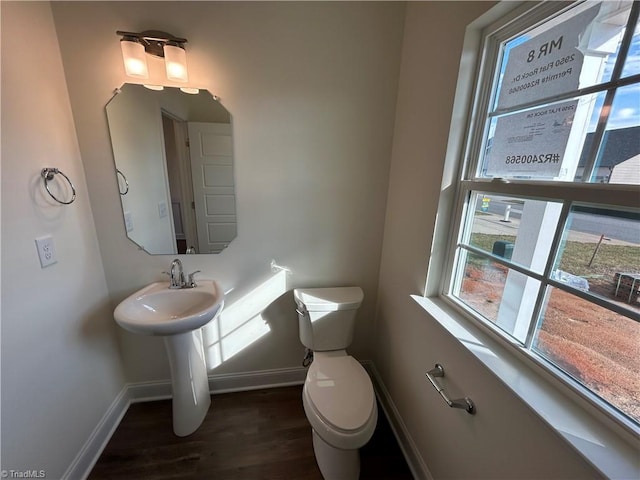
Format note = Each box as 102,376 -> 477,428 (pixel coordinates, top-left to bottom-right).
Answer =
89,385 -> 413,479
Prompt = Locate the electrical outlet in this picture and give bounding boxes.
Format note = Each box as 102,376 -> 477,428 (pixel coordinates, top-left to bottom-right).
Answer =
35,235 -> 57,268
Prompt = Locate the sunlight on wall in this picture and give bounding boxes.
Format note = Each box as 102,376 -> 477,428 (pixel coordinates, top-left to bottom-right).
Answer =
203,270 -> 288,369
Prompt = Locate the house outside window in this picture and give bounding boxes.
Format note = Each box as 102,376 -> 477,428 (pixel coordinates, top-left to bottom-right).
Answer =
442,0 -> 640,427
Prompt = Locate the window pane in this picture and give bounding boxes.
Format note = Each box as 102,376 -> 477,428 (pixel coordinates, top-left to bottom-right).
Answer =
482,93 -> 605,181
482,84 -> 639,183
465,192 -> 561,274
455,251 -> 540,344
468,194 -> 519,255
533,287 -> 640,423
588,85 -> 640,184
456,251 -> 506,324
493,2 -> 634,111
553,205 -> 640,314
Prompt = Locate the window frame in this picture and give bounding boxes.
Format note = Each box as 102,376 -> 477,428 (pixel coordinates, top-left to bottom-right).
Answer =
437,0 -> 640,434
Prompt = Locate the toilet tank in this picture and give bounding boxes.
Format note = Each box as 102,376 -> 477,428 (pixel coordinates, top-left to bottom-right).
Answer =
294,287 -> 364,351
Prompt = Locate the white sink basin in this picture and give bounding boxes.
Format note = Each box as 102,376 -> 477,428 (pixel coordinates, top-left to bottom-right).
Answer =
114,280 -> 224,336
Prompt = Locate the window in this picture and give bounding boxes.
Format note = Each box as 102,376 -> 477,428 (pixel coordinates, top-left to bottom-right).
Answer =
444,1 -> 640,427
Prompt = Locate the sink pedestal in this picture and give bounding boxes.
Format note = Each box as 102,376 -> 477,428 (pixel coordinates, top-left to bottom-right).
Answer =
164,328 -> 211,436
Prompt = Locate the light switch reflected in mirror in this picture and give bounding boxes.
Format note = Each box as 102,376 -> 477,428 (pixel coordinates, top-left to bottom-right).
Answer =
106,84 -> 236,254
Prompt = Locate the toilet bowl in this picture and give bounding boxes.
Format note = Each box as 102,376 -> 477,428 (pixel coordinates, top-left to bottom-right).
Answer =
294,287 -> 378,480
303,352 -> 377,448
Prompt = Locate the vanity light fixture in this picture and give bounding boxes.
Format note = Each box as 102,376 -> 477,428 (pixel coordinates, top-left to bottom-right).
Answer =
180,87 -> 200,95
117,30 -> 189,83
164,42 -> 189,82
143,84 -> 164,91
119,35 -> 149,78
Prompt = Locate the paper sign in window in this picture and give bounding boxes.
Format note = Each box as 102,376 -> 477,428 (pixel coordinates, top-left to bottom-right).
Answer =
496,5 -> 600,110
484,100 -> 579,178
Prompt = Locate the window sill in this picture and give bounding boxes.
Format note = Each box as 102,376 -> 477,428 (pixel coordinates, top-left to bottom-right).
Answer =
412,295 -> 640,480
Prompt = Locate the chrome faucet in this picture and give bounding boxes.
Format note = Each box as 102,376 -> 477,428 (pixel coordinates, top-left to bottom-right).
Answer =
169,259 -> 185,289
166,259 -> 200,289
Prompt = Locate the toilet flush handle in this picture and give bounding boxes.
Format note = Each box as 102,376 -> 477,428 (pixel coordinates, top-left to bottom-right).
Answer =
302,348 -> 314,368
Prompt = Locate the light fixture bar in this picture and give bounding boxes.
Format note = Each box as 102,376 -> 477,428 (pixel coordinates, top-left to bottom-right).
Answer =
116,30 -> 188,58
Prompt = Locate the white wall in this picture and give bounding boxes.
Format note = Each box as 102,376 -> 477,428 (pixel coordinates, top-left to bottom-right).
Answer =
375,2 -> 601,478
0,2 -> 126,478
51,2 -> 405,382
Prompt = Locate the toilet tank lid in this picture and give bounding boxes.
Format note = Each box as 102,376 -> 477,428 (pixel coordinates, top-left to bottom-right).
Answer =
294,287 -> 364,311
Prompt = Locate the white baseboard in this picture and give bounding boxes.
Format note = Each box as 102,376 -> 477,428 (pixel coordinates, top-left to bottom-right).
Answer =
128,379 -> 172,403
62,385 -> 130,480
363,361 -> 433,480
64,366 -> 308,479
208,366 -> 307,394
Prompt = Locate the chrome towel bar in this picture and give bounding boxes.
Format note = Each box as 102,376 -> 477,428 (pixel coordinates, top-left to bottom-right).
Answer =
425,364 -> 475,414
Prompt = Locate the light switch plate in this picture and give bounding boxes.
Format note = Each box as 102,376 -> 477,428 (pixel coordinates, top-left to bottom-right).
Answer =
35,235 -> 57,268
158,201 -> 168,219
124,211 -> 134,232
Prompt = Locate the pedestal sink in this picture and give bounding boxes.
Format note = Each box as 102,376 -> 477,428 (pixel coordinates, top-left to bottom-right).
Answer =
114,280 -> 224,436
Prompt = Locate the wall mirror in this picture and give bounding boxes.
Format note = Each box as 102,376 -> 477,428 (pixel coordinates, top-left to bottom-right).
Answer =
106,83 -> 236,254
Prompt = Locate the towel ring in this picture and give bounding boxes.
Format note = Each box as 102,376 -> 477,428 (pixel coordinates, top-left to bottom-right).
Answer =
116,169 -> 129,195
41,168 -> 76,205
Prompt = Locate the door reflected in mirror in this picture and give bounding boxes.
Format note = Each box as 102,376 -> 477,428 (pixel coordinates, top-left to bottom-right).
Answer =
106,84 -> 236,254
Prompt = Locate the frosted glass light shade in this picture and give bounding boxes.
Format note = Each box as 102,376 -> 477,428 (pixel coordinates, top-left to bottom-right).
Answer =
164,44 -> 188,82
120,39 -> 149,79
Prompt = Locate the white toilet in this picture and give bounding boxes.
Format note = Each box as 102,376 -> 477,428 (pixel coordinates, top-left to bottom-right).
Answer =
294,287 -> 378,480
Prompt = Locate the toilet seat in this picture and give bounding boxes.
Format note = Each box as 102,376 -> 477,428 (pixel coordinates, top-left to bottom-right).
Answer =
303,354 -> 377,450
